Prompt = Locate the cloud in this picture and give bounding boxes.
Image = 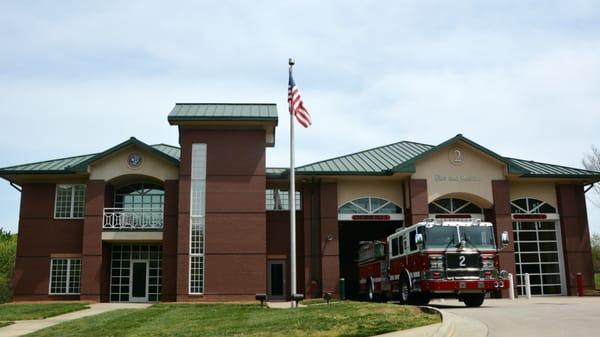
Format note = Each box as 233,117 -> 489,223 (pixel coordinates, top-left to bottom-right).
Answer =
1,1 -> 600,233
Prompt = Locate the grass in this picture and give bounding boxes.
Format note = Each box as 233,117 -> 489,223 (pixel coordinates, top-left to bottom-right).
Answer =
0,321 -> 14,328
0,303 -> 89,321
27,302 -> 440,337
595,273 -> 600,290
300,298 -> 340,305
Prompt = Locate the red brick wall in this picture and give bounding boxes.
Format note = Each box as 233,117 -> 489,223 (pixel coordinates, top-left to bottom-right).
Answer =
491,180 -> 516,297
409,179 -> 428,225
161,179 -> 179,301
12,183 -> 83,301
80,180 -> 106,302
556,184 -> 595,295
176,127 -> 267,300
320,182 -> 339,297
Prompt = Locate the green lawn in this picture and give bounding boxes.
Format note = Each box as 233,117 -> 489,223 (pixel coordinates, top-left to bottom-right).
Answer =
0,321 -> 14,328
595,273 -> 600,290
27,302 -> 440,337
0,303 -> 89,321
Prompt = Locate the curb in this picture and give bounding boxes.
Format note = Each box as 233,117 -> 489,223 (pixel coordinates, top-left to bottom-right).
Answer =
419,306 -> 454,337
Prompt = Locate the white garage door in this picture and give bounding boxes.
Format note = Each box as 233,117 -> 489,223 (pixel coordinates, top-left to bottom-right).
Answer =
512,221 -> 566,296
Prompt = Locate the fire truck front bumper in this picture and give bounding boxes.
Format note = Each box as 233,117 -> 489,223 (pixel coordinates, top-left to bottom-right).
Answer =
420,279 -> 509,293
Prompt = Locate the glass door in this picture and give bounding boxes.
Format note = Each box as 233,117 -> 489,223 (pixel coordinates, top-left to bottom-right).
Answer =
268,261 -> 286,301
130,260 -> 149,302
513,221 -> 565,295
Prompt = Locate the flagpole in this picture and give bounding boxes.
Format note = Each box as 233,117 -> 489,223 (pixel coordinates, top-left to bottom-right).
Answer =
288,57 -> 297,306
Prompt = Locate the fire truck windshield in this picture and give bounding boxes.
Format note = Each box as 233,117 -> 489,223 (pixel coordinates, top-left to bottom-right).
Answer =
421,225 -> 496,249
459,226 -> 496,249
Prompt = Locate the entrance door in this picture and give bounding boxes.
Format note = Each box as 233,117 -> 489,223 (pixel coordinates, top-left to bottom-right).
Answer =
268,261 -> 286,301
130,260 -> 149,302
513,221 -> 566,295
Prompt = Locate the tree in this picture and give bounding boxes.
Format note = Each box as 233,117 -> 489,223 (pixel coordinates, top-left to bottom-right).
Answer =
0,228 -> 17,303
582,145 -> 600,208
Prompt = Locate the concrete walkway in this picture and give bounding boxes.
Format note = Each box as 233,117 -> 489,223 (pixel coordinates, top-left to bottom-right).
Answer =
0,303 -> 150,337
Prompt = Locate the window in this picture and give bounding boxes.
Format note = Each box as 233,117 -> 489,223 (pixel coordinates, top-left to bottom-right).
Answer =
391,237 -> 399,256
114,183 -> 164,210
511,198 -> 556,214
265,189 -> 301,210
338,197 -> 402,214
189,144 -> 206,294
54,184 -> 86,218
49,258 -> 81,295
399,236 -> 404,255
428,197 -> 482,215
409,230 -> 417,251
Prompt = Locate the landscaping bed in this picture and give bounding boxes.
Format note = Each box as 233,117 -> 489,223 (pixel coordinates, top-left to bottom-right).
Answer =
27,301 -> 440,337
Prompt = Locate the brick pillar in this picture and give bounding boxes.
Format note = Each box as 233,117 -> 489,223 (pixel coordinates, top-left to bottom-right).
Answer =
556,184 -> 595,295
176,174 -> 191,301
409,179 -> 428,225
80,180 -> 105,302
491,180 -> 516,297
162,179 -> 179,301
302,182 -> 321,298
320,182 -> 339,297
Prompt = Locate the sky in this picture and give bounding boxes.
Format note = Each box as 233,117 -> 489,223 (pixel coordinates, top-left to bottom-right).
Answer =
0,0 -> 599,234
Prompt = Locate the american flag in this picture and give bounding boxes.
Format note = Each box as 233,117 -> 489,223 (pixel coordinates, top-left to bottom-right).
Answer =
288,71 -> 312,128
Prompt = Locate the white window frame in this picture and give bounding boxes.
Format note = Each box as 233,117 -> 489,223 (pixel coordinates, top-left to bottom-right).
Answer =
189,144 -> 206,295
48,258 -> 81,295
265,189 -> 302,211
54,184 -> 86,219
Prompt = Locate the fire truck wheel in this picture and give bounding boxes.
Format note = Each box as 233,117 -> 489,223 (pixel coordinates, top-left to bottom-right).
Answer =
398,278 -> 410,305
462,293 -> 485,307
367,277 -> 375,302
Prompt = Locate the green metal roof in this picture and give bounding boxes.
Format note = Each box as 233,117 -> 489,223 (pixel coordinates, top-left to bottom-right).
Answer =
508,157 -> 600,178
0,140 -> 181,174
282,135 -> 600,180
2,134 -> 599,181
296,141 -> 433,175
168,103 -> 279,124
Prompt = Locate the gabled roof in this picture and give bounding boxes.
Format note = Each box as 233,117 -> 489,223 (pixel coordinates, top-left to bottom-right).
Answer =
168,103 -> 278,124
69,137 -> 179,171
273,134 -> 600,180
391,134 -> 529,175
0,139 -> 180,174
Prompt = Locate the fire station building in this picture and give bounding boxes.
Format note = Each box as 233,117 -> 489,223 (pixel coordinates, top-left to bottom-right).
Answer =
1,103 -> 598,302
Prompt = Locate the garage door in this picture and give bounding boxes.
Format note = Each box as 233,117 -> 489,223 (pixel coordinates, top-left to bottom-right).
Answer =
512,221 -> 565,296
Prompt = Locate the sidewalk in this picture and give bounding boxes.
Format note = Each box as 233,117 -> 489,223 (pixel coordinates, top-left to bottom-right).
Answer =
0,303 -> 150,337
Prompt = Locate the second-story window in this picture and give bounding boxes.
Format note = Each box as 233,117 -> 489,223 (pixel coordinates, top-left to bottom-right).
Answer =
265,189 -> 301,210
54,184 -> 86,219
114,183 -> 165,210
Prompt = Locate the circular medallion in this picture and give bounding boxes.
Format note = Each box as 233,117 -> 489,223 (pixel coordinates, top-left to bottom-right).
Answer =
448,147 -> 464,166
127,153 -> 143,169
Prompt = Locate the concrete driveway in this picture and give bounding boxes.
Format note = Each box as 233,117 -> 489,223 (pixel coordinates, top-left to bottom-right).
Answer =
429,296 -> 600,337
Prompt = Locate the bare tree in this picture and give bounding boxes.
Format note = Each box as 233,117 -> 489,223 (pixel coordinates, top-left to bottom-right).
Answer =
583,146 -> 600,208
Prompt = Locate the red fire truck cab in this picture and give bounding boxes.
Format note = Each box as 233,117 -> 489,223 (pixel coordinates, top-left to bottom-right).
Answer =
358,218 -> 510,307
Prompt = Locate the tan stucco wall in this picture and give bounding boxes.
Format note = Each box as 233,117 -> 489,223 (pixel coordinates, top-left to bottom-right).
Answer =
412,144 -> 505,207
337,179 -> 404,208
509,181 -> 557,208
89,145 -> 179,181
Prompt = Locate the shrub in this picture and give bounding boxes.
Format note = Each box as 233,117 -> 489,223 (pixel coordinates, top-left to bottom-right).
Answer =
0,228 -> 17,303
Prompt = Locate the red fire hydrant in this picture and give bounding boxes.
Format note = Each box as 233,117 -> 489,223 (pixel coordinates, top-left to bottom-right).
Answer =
576,273 -> 584,297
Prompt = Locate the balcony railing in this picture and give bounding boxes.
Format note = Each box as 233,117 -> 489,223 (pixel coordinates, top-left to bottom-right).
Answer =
102,208 -> 164,230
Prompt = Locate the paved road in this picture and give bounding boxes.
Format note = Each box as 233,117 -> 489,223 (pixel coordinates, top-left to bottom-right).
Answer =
429,297 -> 600,337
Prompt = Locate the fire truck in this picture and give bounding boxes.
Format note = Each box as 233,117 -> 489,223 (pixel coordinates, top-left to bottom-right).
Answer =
358,218 -> 510,307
